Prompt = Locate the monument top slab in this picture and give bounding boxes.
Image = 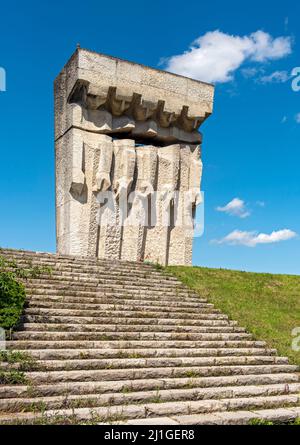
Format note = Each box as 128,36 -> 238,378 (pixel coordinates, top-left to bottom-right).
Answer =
58,48 -> 214,122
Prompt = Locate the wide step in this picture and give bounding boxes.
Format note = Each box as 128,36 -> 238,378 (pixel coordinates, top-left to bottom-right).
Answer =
0,395 -> 300,424
11,364 -> 297,384
0,249 -> 299,425
120,407 -> 300,425
1,373 -> 298,399
1,383 -> 300,413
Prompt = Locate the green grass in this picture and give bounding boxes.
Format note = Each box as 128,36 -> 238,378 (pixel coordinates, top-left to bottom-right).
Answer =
0,350 -> 33,364
167,266 -> 300,367
250,418 -> 300,425
0,370 -> 28,385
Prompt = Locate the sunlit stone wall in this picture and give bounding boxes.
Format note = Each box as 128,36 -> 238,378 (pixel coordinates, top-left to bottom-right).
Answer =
55,49 -> 214,265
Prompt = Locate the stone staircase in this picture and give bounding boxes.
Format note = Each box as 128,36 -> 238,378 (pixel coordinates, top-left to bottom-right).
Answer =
0,248 -> 299,425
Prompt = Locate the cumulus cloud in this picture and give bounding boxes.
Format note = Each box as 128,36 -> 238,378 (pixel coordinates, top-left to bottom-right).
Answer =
164,30 -> 292,83
295,113 -> 300,124
216,198 -> 250,218
214,229 -> 297,247
258,70 -> 290,84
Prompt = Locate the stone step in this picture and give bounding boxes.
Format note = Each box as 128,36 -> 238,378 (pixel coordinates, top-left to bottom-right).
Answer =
5,355 -> 288,372
24,308 -> 227,320
26,280 -> 196,291
12,331 -> 253,342
1,373 -> 297,399
25,301 -> 215,313
19,258 -> 163,270
25,276 -> 189,297
119,407 -> 300,425
20,323 -> 246,334
19,266 -> 176,279
26,285 -> 199,299
12,364 -> 298,385
9,347 -> 277,361
7,339 -> 268,350
0,394 -> 299,424
26,295 -> 207,307
22,314 -> 235,326
25,278 -> 183,297
29,273 -> 184,287
25,275 -> 182,288
31,265 -> 174,278
26,289 -> 201,303
7,264 -> 159,279
1,383 -> 299,414
0,249 -> 155,269
28,293 -> 203,304
34,268 -> 178,281
2,248 -> 299,425
25,278 -> 181,289
25,285 -> 201,301
7,257 -> 156,273
25,276 -> 184,286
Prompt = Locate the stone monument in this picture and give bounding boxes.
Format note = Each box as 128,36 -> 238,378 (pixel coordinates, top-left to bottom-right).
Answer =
55,49 -> 214,265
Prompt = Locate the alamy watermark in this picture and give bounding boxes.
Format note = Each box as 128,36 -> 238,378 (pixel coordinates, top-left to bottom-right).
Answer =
0,67 -> 6,92
0,327 -> 6,351
95,190 -> 205,238
291,327 -> 300,352
291,67 -> 300,92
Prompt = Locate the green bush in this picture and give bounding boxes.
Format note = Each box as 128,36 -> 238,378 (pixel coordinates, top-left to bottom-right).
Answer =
0,254 -> 51,332
0,269 -> 26,331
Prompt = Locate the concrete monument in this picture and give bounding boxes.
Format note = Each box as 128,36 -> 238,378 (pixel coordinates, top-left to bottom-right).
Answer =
55,49 -> 214,265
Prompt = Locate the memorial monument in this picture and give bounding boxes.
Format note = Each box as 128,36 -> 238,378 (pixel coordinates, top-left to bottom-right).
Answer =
55,49 -> 214,265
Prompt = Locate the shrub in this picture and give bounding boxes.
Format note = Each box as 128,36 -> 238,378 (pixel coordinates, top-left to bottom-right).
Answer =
0,254 -> 51,332
0,268 -> 26,332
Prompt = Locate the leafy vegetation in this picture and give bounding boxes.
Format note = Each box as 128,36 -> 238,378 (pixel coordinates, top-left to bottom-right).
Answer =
0,350 -> 33,364
167,266 -> 300,367
0,369 -> 28,385
0,258 -> 26,332
144,260 -> 164,271
250,417 -> 300,425
0,350 -> 36,372
0,254 -> 51,332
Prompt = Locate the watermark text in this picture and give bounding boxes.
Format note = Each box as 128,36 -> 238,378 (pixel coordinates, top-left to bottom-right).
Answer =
291,67 -> 300,92
0,67 -> 6,92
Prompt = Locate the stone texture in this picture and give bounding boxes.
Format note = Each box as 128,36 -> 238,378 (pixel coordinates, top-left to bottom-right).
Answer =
0,249 -> 299,425
55,49 -> 215,265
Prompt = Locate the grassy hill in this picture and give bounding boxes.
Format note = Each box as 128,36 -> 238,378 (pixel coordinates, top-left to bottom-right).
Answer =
167,266 -> 300,367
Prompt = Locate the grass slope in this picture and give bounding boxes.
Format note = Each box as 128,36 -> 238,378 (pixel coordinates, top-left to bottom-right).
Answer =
167,266 -> 300,367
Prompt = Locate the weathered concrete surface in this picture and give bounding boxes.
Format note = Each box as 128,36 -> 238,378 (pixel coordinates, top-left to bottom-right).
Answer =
55,49 -> 214,265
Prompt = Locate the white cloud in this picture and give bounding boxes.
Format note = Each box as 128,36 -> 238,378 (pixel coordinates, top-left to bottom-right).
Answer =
241,67 -> 259,78
258,70 -> 290,84
216,198 -> 250,218
281,116 -> 288,124
256,201 -> 265,207
164,30 -> 292,83
295,113 -> 300,124
214,229 -> 297,247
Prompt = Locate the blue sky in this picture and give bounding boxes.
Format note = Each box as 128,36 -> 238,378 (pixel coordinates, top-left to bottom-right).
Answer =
0,0 -> 300,274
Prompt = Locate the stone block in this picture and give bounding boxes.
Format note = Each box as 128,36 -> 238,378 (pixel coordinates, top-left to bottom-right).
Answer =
55,48 -> 214,265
